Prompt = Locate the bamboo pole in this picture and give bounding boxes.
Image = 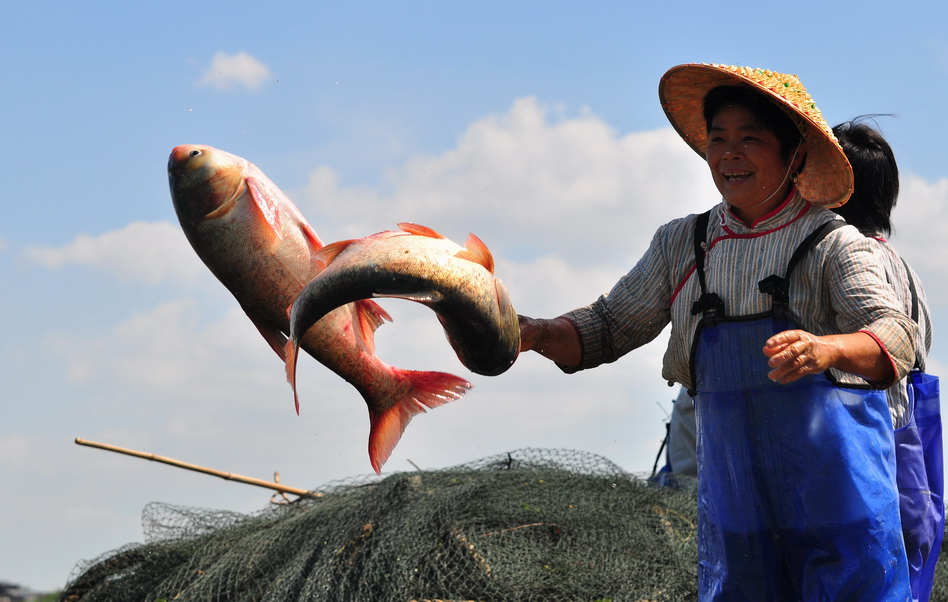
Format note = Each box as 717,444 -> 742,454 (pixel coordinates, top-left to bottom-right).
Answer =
75,437 -> 321,499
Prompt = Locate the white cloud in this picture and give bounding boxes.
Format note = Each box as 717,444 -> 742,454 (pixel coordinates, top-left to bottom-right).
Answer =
297,96 -> 720,269
24,221 -> 206,286
198,51 -> 273,92
887,174 -> 948,309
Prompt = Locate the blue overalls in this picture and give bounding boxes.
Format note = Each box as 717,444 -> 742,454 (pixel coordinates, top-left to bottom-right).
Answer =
893,259 -> 943,602
689,212 -> 911,600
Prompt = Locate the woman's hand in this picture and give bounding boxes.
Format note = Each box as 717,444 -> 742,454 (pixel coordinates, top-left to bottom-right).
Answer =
763,330 -> 896,386
518,315 -> 582,367
763,330 -> 840,384
518,315 -> 544,353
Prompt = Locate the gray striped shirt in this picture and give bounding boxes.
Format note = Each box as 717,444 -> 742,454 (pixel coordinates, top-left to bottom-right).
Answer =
562,192 -> 919,410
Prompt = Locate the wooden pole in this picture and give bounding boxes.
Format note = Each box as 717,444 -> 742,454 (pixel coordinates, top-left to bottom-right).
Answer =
75,437 -> 321,499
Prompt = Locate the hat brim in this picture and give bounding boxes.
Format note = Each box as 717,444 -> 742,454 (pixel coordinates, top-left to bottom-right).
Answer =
659,63 -> 853,207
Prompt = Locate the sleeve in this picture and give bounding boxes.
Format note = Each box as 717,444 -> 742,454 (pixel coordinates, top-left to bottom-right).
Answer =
828,234 -> 920,385
558,222 -> 675,372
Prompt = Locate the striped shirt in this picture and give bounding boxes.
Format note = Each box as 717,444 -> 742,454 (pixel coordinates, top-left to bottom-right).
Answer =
562,191 -> 919,412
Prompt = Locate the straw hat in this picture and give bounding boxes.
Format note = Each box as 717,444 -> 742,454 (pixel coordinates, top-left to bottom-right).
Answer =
659,63 -> 853,207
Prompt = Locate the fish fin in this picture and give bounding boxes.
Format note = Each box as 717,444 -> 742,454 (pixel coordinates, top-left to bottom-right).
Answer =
494,276 -> 513,311
366,371 -> 473,473
283,339 -> 302,415
350,299 -> 393,354
300,221 -> 325,251
455,233 -> 495,274
397,222 -> 446,239
245,176 -> 284,240
247,313 -> 289,361
312,239 -> 356,271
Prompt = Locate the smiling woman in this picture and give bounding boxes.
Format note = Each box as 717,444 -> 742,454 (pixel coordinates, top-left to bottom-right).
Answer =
517,63 -> 918,600
703,87 -> 805,224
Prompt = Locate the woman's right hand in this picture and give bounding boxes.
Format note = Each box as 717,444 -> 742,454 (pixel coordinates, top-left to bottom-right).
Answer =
517,315 -> 582,367
518,315 -> 544,352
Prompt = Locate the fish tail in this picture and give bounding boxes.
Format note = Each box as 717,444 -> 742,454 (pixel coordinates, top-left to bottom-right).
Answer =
367,371 -> 473,473
284,340 -> 302,415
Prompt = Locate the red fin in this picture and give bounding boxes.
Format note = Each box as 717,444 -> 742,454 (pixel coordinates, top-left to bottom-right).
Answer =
300,221 -> 324,251
312,239 -> 356,271
248,313 -> 288,361
366,371 -> 473,473
397,222 -> 446,239
245,176 -> 283,240
456,233 -> 495,274
283,339 -> 302,415
349,299 -> 393,354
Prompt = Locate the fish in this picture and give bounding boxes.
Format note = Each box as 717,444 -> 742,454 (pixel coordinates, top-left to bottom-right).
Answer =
168,145 -> 472,473
285,223 -> 520,427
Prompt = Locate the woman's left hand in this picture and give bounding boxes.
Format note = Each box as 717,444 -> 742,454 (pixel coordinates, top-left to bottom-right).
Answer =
763,330 -> 840,384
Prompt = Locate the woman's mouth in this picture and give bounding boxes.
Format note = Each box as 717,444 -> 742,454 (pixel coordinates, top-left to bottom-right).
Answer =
723,171 -> 752,182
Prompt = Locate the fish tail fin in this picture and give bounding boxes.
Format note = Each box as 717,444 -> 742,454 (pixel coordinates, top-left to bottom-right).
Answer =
367,371 -> 473,473
284,339 -> 302,415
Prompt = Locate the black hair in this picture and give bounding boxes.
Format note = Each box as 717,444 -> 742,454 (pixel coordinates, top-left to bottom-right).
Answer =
703,85 -> 803,163
831,117 -> 898,236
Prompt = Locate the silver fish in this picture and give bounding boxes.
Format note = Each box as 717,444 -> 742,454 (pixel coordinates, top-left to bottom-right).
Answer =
168,145 -> 471,473
286,222 -> 520,411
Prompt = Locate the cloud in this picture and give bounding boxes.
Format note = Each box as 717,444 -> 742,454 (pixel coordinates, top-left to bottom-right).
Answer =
887,174 -> 948,308
24,221 -> 206,286
297,96 -> 720,268
197,51 -> 273,92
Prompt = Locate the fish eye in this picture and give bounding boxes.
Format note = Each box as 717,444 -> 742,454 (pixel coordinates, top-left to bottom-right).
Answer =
189,149 -> 202,158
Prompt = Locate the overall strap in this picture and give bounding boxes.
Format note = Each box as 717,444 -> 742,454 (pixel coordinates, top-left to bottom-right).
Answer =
691,210 -> 725,320
758,219 -> 845,319
901,257 -> 924,370
902,257 -> 920,324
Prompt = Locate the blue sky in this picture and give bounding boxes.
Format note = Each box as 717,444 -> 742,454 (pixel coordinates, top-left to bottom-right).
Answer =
3,1 -> 948,592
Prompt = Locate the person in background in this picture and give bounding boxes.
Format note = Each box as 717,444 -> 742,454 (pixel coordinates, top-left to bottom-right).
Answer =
832,118 -> 940,602
519,64 -> 917,599
831,119 -> 932,424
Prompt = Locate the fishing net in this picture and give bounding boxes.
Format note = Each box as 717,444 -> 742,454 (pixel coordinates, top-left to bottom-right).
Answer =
62,448 -> 700,601
62,445 -> 948,601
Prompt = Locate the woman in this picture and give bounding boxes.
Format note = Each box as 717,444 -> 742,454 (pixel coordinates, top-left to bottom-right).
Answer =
519,64 -> 917,599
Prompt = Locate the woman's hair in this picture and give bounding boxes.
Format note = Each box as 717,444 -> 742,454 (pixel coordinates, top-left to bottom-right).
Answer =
831,118 -> 898,236
703,85 -> 802,162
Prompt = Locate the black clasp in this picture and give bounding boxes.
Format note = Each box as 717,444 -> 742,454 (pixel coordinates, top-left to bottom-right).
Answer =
758,274 -> 790,320
691,292 -> 726,320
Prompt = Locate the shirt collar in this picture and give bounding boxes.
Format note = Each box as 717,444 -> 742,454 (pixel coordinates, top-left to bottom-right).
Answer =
719,187 -> 811,234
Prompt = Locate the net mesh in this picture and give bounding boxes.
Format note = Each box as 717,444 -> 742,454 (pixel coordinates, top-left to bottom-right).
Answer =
63,448 -> 699,601
62,447 -> 948,601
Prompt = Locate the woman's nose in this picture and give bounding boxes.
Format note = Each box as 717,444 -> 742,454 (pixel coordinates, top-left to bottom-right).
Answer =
721,140 -> 743,157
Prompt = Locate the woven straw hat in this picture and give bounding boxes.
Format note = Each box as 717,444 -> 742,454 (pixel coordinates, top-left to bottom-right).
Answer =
659,63 -> 853,207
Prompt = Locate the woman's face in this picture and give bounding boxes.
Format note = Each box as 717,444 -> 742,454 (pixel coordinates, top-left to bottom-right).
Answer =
705,104 -> 803,223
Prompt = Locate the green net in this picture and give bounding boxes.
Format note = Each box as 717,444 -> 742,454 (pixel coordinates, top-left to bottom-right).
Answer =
62,447 -> 948,601
63,448 -> 698,601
